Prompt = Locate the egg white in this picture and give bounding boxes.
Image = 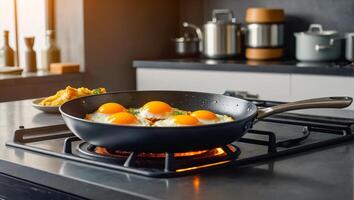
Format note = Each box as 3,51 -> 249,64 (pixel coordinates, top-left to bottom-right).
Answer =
138,107 -> 172,120
154,114 -> 234,127
197,114 -> 234,125
86,111 -> 149,126
153,117 -> 191,127
86,112 -> 110,123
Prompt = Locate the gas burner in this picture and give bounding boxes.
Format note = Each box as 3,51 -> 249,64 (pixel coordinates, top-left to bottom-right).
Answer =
95,147 -> 218,159
74,141 -> 240,174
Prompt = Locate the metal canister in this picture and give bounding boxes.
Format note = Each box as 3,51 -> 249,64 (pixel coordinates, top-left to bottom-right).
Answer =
203,9 -> 242,58
245,24 -> 284,48
244,8 -> 285,60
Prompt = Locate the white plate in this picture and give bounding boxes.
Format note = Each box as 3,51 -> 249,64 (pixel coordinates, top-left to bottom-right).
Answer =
31,98 -> 60,113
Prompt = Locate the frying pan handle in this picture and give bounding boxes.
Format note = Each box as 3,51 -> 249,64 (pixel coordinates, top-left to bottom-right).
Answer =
256,97 -> 353,120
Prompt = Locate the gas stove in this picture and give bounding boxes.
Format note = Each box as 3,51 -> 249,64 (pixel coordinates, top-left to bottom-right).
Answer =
6,97 -> 354,178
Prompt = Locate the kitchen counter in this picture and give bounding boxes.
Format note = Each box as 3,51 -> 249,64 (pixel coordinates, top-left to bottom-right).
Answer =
1,99 -> 354,200
0,71 -> 84,86
133,59 -> 354,76
0,71 -> 84,102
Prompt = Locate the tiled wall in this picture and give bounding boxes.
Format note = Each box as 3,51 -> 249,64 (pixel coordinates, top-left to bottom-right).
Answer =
180,0 -> 354,59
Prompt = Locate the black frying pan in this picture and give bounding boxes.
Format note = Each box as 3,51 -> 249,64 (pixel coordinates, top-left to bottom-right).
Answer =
59,91 -> 352,152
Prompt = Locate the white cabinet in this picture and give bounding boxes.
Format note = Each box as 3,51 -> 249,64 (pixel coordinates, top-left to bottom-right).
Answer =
137,68 -> 354,109
290,74 -> 354,109
137,68 -> 291,101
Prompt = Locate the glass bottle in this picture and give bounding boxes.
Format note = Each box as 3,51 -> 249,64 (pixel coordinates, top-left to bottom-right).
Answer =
0,30 -> 15,66
41,30 -> 60,71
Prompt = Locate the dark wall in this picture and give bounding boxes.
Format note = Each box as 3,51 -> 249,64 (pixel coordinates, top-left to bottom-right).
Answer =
179,0 -> 204,27
84,0 -> 179,90
181,0 -> 354,59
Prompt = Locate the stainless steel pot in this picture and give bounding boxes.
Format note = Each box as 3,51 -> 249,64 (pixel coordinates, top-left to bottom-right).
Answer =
346,33 -> 354,62
172,23 -> 202,56
245,23 -> 284,48
294,24 -> 342,61
172,36 -> 199,56
203,9 -> 242,58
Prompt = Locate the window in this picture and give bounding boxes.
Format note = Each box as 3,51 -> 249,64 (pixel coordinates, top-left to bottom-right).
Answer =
0,0 -> 53,68
0,0 -> 16,62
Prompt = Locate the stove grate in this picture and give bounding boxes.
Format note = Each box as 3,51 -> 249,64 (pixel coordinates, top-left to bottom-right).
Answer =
5,97 -> 354,177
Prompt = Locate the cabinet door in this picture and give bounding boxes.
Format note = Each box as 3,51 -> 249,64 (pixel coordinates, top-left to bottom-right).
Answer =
137,68 -> 291,101
291,74 -> 354,109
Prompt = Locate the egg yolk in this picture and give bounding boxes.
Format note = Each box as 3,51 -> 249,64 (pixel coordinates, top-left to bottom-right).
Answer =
107,112 -> 138,125
98,103 -> 126,114
142,101 -> 172,115
173,115 -> 199,125
191,110 -> 217,120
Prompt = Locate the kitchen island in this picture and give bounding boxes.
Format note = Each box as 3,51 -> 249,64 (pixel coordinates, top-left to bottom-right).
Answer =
0,99 -> 354,200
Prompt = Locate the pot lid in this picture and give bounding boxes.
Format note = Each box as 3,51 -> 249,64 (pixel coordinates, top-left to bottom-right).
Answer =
172,37 -> 199,42
296,24 -> 338,36
205,19 -> 237,25
172,33 -> 199,42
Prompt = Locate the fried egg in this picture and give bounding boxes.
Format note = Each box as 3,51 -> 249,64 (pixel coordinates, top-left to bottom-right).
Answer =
86,102 -> 127,123
98,102 -> 126,114
139,101 -> 173,120
85,101 -> 234,127
191,110 -> 234,124
154,115 -> 200,127
107,112 -> 148,126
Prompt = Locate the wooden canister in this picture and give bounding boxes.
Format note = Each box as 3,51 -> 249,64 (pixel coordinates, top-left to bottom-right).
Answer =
245,8 -> 285,60
23,37 -> 37,72
245,48 -> 284,60
245,8 -> 285,23
0,31 -> 15,66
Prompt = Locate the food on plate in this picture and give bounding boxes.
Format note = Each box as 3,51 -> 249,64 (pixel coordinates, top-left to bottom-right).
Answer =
85,100 -> 234,127
39,86 -> 106,106
191,110 -> 233,125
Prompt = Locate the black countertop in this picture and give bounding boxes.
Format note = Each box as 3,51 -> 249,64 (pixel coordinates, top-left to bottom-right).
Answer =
133,59 -> 354,76
1,99 -> 354,199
